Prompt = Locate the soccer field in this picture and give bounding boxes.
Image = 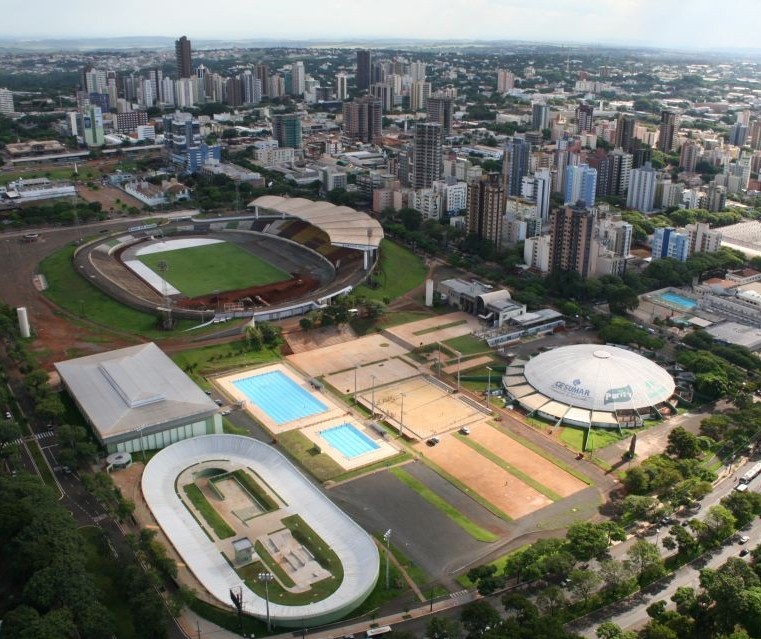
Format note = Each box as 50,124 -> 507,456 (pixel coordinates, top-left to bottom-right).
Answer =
137,242 -> 290,298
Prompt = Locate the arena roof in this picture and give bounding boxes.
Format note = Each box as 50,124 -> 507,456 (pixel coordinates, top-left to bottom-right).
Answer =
142,435 -> 379,626
55,343 -> 217,444
519,344 -> 675,413
249,195 -> 383,249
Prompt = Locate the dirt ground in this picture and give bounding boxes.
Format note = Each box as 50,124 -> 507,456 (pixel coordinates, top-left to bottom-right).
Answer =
415,433 -> 553,520
384,312 -> 481,349
469,423 -> 587,498
77,184 -> 144,212
287,334 -> 408,377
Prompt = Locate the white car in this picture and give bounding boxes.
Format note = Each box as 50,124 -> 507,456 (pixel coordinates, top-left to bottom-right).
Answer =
739,535 -> 750,545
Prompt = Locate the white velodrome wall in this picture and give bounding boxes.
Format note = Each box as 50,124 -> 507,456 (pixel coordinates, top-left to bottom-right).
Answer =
141,435 -> 379,627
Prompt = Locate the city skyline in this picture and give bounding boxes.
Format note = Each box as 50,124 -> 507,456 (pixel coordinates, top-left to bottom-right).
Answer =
2,0 -> 761,52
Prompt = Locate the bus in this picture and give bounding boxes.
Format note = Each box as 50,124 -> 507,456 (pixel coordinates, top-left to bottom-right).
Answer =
366,626 -> 392,637
740,461 -> 761,484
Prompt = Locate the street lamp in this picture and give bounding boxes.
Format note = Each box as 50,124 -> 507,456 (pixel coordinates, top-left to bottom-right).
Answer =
354,365 -> 359,403
383,529 -> 392,589
399,393 -> 406,437
370,374 -> 377,418
258,572 -> 274,630
485,367 -> 493,409
455,350 -> 462,391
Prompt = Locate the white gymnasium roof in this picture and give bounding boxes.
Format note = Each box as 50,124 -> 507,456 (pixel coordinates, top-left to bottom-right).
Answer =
523,344 -> 675,413
55,343 -> 217,443
249,195 -> 383,249
142,435 -> 379,626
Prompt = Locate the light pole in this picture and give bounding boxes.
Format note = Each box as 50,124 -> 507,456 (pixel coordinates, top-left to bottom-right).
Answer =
370,374 -> 377,418
258,572 -> 274,630
383,529 -> 392,589
399,393 -> 406,437
655,527 -> 662,547
485,367 -> 493,409
455,350 -> 462,391
139,426 -> 146,461
354,365 -> 359,403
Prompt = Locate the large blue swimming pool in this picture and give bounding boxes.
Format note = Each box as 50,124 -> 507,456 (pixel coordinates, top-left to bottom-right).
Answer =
320,423 -> 380,459
232,371 -> 327,425
654,291 -> 697,310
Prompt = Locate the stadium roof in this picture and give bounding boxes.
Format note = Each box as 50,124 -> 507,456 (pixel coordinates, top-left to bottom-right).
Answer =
249,195 -> 383,249
519,344 -> 675,413
142,435 -> 379,626
55,343 -> 217,444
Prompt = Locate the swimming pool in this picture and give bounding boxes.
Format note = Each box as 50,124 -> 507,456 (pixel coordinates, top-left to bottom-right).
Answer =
232,371 -> 327,425
320,423 -> 380,459
654,291 -> 697,310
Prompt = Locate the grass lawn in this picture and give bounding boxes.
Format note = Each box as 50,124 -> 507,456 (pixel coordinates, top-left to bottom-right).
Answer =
456,546 -> 525,588
0,166 -> 102,185
389,467 -> 498,542
276,430 -> 345,482
350,310 -> 433,336
355,240 -> 427,302
182,483 -> 236,539
138,242 -> 289,298
443,334 -> 491,356
559,425 -> 634,453
170,343 -> 280,382
39,246 -> 200,339
413,319 -> 467,336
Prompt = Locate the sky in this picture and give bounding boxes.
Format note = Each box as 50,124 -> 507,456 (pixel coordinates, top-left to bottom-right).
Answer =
3,0 -> 760,51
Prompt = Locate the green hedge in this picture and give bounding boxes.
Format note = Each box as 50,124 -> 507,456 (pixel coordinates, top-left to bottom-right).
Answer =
281,514 -> 343,581
182,483 -> 235,539
232,470 -> 278,512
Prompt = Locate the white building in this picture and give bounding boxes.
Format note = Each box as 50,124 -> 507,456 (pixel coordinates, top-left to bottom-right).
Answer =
0,88 -> 14,114
626,162 -> 657,212
685,222 -> 722,255
524,235 -> 551,272
433,180 -> 467,214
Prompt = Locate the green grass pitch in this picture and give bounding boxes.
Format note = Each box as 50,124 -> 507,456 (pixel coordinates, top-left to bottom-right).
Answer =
138,242 -> 290,298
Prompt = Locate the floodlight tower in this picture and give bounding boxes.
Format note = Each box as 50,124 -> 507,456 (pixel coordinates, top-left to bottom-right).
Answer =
156,259 -> 172,330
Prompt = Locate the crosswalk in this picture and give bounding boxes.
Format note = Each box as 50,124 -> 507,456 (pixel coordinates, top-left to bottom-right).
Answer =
449,589 -> 469,599
10,430 -> 55,446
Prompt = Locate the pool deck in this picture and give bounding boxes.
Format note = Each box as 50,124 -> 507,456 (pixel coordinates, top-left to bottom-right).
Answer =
301,419 -> 399,471
215,363 -> 346,434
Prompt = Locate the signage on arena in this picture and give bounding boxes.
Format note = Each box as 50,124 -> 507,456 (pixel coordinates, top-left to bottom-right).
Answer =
553,378 -> 591,402
604,384 -> 633,405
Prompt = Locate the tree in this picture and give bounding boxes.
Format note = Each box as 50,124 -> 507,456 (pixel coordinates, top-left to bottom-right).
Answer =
597,621 -> 637,639
721,490 -> 761,529
0,419 -> 21,458
568,569 -> 601,604
460,599 -> 502,637
35,394 -> 66,424
620,495 -> 658,525
628,540 -> 665,585
565,521 -> 615,561
599,559 -> 635,596
698,504 -> 736,547
536,585 -> 566,616
666,426 -> 702,459
426,617 -> 463,639
299,316 -> 313,331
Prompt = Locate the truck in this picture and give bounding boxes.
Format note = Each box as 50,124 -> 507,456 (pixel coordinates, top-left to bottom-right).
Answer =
740,461 -> 761,484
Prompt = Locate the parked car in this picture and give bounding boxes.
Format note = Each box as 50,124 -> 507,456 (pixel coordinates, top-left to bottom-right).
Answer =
459,426 -> 471,435
740,549 -> 750,557
426,437 -> 440,446
739,535 -> 750,545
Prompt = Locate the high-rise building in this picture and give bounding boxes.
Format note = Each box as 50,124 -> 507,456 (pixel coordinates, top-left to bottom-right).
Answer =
240,71 -> 262,105
356,50 -> 372,91
657,110 -> 680,153
80,105 -> 104,147
290,61 -> 305,96
254,64 -> 269,97
163,111 -> 221,172
426,96 -> 454,137
614,114 -> 636,153
371,83 -> 393,112
564,164 -> 597,207
342,96 -> 382,144
729,123 -> 748,147
548,203 -> 597,278
520,168 -> 552,221
575,103 -> 594,134
336,72 -> 349,100
175,36 -> 193,79
597,148 -> 632,198
531,103 -> 549,131
680,142 -> 701,173
707,183 -> 727,212
685,222 -> 722,255
626,162 -> 658,212
413,122 -> 443,189
651,227 -> 689,261
466,174 -> 506,249
496,69 -> 515,93
409,61 -> 426,82
503,137 -> 531,197
750,120 -> 761,151
272,113 -> 302,149
410,81 -> 431,112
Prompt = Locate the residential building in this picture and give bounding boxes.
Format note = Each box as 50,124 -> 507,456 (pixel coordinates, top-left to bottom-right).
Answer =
564,163 -> 597,207
549,203 -> 597,278
410,81 -> 431,112
626,162 -> 657,212
686,222 -> 722,255
426,96 -> 454,136
0,88 -> 14,114
342,96 -> 382,144
272,113 -> 302,149
652,227 -> 689,261
290,61 -> 305,96
531,103 -> 549,131
370,82 -> 393,112
175,36 -> 192,79
163,111 -> 221,173
614,114 -> 636,152
680,141 -> 701,172
658,109 -> 680,153
575,103 -> 594,134
503,137 -> 531,197
336,72 -> 349,100
524,235 -> 551,272
356,50 -> 372,91
413,122 -> 443,189
596,147 -> 632,197
497,69 -> 515,93
520,168 -> 552,221
466,173 -> 505,249
114,110 -> 148,134
81,105 -> 104,147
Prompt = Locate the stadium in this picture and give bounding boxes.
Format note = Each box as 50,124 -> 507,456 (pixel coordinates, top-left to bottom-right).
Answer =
503,344 -> 677,428
142,435 -> 379,627
72,196 -> 383,323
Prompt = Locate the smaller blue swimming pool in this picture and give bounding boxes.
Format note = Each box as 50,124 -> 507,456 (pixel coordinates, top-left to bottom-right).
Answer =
320,423 -> 379,459
232,371 -> 327,425
655,291 -> 697,311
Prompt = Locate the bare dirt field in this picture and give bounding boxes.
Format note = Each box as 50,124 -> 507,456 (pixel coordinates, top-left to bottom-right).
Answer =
384,312 -> 481,348
416,434 -> 553,520
284,324 -> 357,355
287,333 -> 407,377
324,357 -> 421,395
469,424 -> 587,497
77,184 -> 144,211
